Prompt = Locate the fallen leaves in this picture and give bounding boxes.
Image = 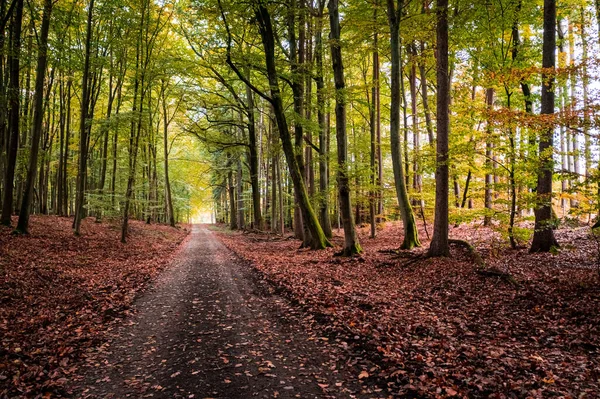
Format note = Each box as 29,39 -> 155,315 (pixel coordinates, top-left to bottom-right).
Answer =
0,215 -> 188,398
216,221 -> 600,397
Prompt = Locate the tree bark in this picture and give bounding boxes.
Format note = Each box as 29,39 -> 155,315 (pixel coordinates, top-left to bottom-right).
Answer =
73,0 -> 94,235
253,3 -> 330,249
15,0 -> 52,233
245,72 -> 263,230
386,0 -> 420,249
161,81 -> 175,227
314,0 -> 332,238
0,0 -> 23,226
530,0 -> 558,252
328,0 -> 361,256
428,0 -> 450,257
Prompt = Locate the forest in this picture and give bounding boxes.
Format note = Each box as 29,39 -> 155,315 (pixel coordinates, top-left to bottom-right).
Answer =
1,0 -> 599,397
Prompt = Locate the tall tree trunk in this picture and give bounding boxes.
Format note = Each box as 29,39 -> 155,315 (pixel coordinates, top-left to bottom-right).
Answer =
484,87 -> 494,225
419,42 -> 435,146
386,0 -> 420,249
161,81 -> 175,227
73,0 -> 94,235
228,159 -> 237,230
236,156 -> 244,229
314,0 -> 332,238
409,44 -> 422,210
328,0 -> 361,256
96,70 -> 116,222
245,72 -> 263,230
15,0 -> 52,233
270,118 -> 278,233
567,19 -> 579,208
0,0 -> 23,226
581,8 -> 591,192
63,79 -> 72,215
530,0 -> 558,252
369,2 -> 379,238
253,3 -> 330,249
428,0 -> 450,257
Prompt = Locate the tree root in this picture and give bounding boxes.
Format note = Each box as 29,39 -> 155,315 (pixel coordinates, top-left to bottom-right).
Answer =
448,239 -> 485,268
476,268 -> 519,287
449,238 -> 519,288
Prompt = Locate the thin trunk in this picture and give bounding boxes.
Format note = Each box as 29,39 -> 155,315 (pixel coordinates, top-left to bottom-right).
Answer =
315,0 -> 332,238
74,0 -> 94,235
369,3 -> 379,238
245,71 -> 263,230
161,81 -> 175,227
419,41 -> 434,146
484,88 -> 494,226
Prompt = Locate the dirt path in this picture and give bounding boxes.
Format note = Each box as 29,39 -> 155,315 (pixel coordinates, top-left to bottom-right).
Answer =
72,226 -> 380,399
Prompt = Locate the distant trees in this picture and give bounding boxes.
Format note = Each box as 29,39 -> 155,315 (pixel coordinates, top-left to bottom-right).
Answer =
0,0 -> 196,235
2,0 -> 600,256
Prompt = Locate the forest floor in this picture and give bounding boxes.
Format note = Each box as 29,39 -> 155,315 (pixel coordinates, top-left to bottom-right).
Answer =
216,221 -> 600,398
0,215 -> 189,398
69,225 -> 385,399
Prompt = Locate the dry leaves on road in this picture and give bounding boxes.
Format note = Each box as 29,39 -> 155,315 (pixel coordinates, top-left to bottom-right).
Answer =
0,216 -> 188,398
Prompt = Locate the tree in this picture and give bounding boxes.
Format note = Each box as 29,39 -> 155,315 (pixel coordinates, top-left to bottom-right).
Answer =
74,0 -> 95,236
0,0 -> 23,226
220,0 -> 331,249
386,0 -> 420,249
428,0 -> 450,257
530,0 -> 558,252
15,0 -> 53,234
314,0 -> 333,239
328,0 -> 361,255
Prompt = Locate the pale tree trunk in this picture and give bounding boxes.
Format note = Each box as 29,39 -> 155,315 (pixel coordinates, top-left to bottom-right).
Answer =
236,157 -> 244,229
228,159 -> 237,230
567,20 -> 579,208
580,8 -> 591,198
484,88 -> 494,226
419,41 -> 434,146
369,3 -> 379,238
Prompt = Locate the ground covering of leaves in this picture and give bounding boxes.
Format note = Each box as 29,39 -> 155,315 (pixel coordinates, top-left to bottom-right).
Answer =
216,222 -> 600,398
0,215 -> 189,398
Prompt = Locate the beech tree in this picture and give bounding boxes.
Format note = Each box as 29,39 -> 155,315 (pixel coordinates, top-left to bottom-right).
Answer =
530,0 -> 558,252
428,0 -> 449,257
0,0 -> 599,257
387,0 -> 420,250
328,0 -> 361,255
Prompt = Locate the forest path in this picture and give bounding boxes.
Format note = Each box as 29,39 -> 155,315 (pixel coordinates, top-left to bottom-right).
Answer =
73,225 -> 372,399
